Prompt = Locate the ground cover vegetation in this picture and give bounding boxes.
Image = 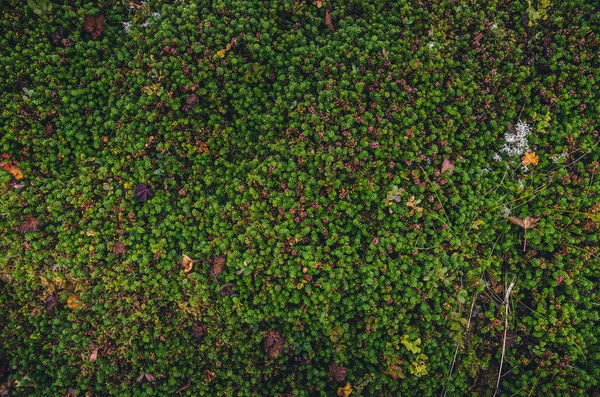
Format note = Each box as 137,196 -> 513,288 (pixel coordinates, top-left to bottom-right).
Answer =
1,0 -> 599,395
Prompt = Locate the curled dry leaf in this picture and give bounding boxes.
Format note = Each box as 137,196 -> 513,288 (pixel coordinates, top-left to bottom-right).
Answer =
324,7 -> 335,31
144,373 -> 156,382
83,14 -> 105,38
316,0 -> 322,8
66,387 -> 77,397
181,254 -> 194,272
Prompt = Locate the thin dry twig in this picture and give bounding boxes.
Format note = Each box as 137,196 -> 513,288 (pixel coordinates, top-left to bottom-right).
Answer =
494,276 -> 516,397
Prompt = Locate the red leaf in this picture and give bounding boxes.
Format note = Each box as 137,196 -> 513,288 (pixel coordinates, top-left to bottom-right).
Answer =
441,158 -> 455,174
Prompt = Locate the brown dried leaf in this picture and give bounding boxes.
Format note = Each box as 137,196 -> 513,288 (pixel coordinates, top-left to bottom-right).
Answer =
316,0 -> 323,8
66,387 -> 77,397
324,7 -> 335,31
264,331 -> 285,358
329,362 -> 347,382
176,380 -> 191,392
508,216 -> 540,230
220,283 -> 234,297
89,347 -> 99,363
111,242 -> 127,256
45,294 -> 58,313
136,374 -> 145,384
144,373 -> 156,383
83,14 -> 104,38
19,215 -> 41,233
441,158 -> 455,174
191,322 -> 208,342
204,369 -> 215,383
485,270 -> 503,294
210,256 -> 226,276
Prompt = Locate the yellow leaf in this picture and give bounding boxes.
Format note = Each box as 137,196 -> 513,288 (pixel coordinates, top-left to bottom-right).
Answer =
67,295 -> 80,310
7,165 -> 23,180
215,43 -> 232,59
181,254 -> 194,272
521,152 -> 539,166
471,219 -> 485,230
337,383 -> 352,397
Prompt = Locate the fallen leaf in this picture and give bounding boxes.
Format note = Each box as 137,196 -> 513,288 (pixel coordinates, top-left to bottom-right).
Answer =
508,216 -> 540,230
19,215 -> 41,233
111,242 -> 127,255
471,219 -> 485,230
89,347 -> 99,363
325,7 -> 335,31
329,362 -> 347,382
144,373 -> 156,382
215,43 -> 232,59
45,294 -> 58,313
210,256 -> 226,276
441,158 -> 455,174
204,370 -> 215,383
6,165 -> 23,180
316,0 -> 322,8
134,183 -> 154,203
521,151 -> 539,166
67,295 -> 80,310
66,387 -> 77,397
176,380 -> 191,392
337,382 -> 352,397
83,14 -> 104,38
181,254 -> 194,272
264,331 -> 285,358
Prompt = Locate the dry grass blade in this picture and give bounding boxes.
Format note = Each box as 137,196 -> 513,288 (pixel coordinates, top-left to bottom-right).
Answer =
493,276 -> 516,397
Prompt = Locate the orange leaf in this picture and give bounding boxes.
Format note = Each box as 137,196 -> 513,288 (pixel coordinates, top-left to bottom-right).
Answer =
67,295 -> 80,310
521,152 -> 539,166
7,165 -> 23,180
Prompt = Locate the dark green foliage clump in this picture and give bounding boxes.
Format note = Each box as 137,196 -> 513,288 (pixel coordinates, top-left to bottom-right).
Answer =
1,0 -> 599,396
